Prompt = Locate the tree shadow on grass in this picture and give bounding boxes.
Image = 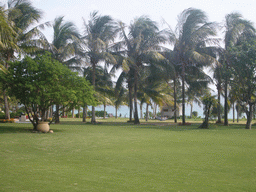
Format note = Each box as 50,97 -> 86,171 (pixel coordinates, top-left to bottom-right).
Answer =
0,123 -> 64,134
0,125 -> 32,134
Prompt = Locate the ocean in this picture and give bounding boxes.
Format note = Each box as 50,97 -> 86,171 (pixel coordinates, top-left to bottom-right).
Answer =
93,102 -> 237,119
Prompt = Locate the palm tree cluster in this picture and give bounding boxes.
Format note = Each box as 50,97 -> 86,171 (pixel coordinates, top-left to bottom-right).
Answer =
1,0 -> 256,127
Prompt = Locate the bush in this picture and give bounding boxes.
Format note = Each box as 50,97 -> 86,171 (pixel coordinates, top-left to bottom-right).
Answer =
95,110 -> 107,117
192,111 -> 198,117
75,113 -> 83,118
0,113 -> 5,119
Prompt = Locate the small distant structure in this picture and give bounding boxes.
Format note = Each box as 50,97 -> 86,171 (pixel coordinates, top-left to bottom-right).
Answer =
160,105 -> 181,118
108,113 -> 113,117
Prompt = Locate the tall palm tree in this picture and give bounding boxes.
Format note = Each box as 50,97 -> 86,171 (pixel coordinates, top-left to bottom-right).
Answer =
167,8 -> 218,125
1,0 -> 43,119
113,16 -> 167,124
222,12 -> 255,126
212,57 -> 225,123
46,16 -> 81,123
82,11 -> 118,124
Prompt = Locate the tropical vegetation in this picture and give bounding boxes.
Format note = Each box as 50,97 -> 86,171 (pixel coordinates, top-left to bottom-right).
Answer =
1,0 -> 256,129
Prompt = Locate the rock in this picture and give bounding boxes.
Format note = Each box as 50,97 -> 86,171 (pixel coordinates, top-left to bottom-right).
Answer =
49,130 -> 54,133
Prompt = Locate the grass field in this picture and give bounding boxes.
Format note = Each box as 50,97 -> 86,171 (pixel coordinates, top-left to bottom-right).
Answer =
0,118 -> 256,191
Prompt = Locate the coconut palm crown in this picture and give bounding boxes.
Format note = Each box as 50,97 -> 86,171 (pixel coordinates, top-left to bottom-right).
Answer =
167,8 -> 218,124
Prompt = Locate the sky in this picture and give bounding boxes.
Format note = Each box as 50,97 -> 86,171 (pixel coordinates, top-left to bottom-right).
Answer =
17,0 -> 256,42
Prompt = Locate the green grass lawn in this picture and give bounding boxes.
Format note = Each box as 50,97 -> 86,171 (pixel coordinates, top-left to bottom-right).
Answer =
0,119 -> 256,191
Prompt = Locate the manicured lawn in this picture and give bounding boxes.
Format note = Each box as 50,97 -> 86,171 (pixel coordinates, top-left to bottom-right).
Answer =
0,119 -> 255,191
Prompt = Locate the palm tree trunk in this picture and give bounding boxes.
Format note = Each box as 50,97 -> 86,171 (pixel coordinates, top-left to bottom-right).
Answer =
55,104 -> 60,124
91,62 -> 96,124
82,104 -> 87,122
190,102 -> 193,118
72,107 -> 75,118
217,85 -> 222,123
128,80 -> 133,121
3,90 -> 10,120
78,105 -> 80,118
103,103 -> 106,119
140,103 -> 143,119
224,59 -> 229,126
153,103 -> 157,119
236,105 -> 239,123
173,77 -> 177,123
4,54 -> 11,120
146,103 -> 149,121
115,105 -> 118,119
134,70 -> 140,124
224,76 -> 228,126
245,104 -> 253,129
182,63 -> 186,124
233,103 -> 235,123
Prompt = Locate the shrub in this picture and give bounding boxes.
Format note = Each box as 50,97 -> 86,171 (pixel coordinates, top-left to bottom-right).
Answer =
0,113 -> 5,119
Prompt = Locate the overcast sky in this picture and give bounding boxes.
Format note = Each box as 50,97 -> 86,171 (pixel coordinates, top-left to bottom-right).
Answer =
18,0 -> 255,42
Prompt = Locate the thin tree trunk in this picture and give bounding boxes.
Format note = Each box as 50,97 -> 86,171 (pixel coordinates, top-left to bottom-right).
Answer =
82,104 -> 87,122
233,103 -> 235,123
72,108 -> 75,118
115,105 -> 118,119
55,104 -> 60,124
224,63 -> 229,126
173,77 -> 177,123
41,109 -> 46,122
140,103 -> 143,119
128,81 -> 133,121
78,105 -> 80,118
103,103 -> 106,119
182,63 -> 186,124
4,53 -> 11,120
217,85 -> 222,123
145,103 -> 149,121
245,104 -> 253,129
91,62 -> 96,124
236,105 -> 239,123
3,90 -> 10,120
190,102 -> 193,118
49,106 -> 52,118
46,108 -> 49,120
134,70 -> 140,124
153,103 -> 157,119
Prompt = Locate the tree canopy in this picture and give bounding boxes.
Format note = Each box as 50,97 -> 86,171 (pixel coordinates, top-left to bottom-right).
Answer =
3,52 -> 96,129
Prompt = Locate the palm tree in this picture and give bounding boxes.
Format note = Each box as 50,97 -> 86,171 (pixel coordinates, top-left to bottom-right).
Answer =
222,12 -> 255,126
212,57 -> 225,123
113,16 -> 167,124
82,11 -> 118,124
167,8 -> 218,125
1,0 -> 43,119
46,16 -> 81,123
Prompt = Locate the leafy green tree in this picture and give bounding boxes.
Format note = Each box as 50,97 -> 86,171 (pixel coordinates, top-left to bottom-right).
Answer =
167,8 -> 218,125
199,93 -> 217,129
1,0 -> 44,119
222,12 -> 255,126
229,39 -> 256,129
137,61 -> 174,121
45,16 -> 81,123
192,111 -> 198,117
3,53 -> 95,130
